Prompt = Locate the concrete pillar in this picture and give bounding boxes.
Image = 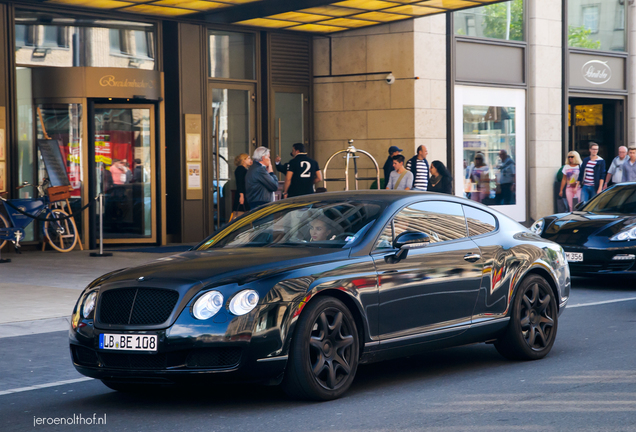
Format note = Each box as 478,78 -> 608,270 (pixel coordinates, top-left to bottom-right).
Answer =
527,0 -> 563,221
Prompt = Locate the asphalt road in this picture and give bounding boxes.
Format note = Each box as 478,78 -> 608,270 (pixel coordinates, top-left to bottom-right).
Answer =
1,276 -> 635,432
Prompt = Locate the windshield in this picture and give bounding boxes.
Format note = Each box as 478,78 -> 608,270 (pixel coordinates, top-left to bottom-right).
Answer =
196,200 -> 384,250
582,185 -> 636,214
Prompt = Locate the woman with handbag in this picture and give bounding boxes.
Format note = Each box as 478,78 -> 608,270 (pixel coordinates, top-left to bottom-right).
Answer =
231,153 -> 252,220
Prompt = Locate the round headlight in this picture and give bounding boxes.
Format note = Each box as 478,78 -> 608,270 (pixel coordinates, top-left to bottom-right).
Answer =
82,292 -> 97,319
530,218 -> 545,235
193,291 -> 224,320
229,290 -> 259,316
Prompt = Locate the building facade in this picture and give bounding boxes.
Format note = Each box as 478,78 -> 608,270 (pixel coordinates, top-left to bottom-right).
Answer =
0,0 -> 633,249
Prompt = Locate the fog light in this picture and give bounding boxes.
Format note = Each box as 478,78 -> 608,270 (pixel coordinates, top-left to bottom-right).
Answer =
612,254 -> 635,261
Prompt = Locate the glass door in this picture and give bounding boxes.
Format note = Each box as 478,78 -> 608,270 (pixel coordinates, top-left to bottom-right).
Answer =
272,88 -> 310,180
208,83 -> 256,231
93,104 -> 156,242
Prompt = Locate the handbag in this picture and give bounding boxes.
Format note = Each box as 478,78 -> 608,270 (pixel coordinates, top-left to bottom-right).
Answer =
229,204 -> 246,222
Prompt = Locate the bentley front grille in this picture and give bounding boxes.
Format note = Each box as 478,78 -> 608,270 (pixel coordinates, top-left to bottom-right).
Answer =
99,288 -> 179,325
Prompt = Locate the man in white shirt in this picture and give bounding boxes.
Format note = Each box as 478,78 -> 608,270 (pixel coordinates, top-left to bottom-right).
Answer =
605,146 -> 628,189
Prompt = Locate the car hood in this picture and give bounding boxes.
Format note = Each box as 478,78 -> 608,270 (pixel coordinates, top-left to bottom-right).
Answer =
543,212 -> 636,244
99,247 -> 349,287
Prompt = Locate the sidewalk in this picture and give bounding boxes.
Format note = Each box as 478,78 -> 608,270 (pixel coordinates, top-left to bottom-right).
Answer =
0,247 -> 187,338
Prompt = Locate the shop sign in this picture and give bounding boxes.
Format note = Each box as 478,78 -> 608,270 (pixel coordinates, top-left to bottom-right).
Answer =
98,75 -> 157,90
570,53 -> 625,91
581,60 -> 611,85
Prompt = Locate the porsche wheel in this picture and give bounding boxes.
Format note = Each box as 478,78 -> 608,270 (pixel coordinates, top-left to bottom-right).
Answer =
283,297 -> 359,401
495,274 -> 558,361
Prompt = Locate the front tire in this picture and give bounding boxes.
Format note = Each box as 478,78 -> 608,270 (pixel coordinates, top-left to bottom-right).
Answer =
495,274 -> 558,360
283,297 -> 359,401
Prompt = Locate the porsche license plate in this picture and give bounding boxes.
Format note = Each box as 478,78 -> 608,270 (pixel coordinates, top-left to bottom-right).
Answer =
99,334 -> 157,352
565,252 -> 583,262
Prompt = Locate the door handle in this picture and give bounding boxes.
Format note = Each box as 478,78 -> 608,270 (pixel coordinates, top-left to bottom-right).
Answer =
464,253 -> 481,263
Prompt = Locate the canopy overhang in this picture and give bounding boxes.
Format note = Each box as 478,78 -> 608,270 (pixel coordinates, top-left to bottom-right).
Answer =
38,0 -> 509,34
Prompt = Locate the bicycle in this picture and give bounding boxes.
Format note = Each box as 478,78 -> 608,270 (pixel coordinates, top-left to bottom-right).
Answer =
0,179 -> 79,253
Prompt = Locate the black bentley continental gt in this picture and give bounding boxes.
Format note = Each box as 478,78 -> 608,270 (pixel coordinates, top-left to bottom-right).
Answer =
531,183 -> 636,275
70,191 -> 570,400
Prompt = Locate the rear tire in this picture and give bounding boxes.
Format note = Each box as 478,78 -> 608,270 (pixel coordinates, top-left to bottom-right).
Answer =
0,213 -> 9,251
495,274 -> 558,361
282,297 -> 359,401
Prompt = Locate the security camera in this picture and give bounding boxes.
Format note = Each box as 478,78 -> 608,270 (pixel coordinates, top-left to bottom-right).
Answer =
386,73 -> 395,85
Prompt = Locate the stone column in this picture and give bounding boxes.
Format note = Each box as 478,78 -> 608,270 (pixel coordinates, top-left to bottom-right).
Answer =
527,0 -> 563,221
629,4 -> 636,147
414,14 -> 448,165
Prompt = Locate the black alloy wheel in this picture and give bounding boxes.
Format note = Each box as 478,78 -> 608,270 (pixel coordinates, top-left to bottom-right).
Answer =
283,296 -> 359,401
495,274 -> 558,361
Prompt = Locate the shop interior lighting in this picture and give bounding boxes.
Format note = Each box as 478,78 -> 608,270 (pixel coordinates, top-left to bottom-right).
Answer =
43,0 -> 503,33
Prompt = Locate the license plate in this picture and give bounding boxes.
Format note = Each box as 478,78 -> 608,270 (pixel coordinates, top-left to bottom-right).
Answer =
565,252 -> 583,262
99,334 -> 157,352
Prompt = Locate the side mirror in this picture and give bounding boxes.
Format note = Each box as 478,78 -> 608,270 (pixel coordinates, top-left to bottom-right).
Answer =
393,231 -> 430,250
387,231 -> 430,264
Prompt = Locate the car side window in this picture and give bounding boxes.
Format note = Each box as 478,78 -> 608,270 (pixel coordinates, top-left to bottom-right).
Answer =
374,201 -> 468,250
463,205 -> 498,236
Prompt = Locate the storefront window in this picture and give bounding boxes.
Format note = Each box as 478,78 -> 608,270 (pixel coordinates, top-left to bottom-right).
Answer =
462,105 -> 517,206
209,30 -> 256,80
15,10 -> 156,69
568,0 -> 625,51
454,0 -> 524,42
454,86 -> 526,222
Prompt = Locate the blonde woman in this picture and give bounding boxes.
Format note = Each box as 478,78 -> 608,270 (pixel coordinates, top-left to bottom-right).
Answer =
233,153 -> 252,214
559,151 -> 582,211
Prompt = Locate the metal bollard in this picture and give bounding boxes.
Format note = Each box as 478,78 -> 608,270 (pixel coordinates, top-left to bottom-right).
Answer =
90,193 -> 112,257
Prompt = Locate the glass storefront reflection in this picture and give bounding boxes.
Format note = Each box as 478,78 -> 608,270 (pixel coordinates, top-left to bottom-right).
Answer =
15,10 -> 156,69
36,103 -> 84,235
463,105 -> 516,206
94,107 -> 154,240
568,0 -> 625,51
454,0 -> 524,42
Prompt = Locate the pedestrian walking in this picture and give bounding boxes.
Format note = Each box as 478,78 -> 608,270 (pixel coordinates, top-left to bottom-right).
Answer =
245,146 -> 279,208
406,145 -> 429,191
622,147 -> 636,182
605,146 -> 628,188
232,153 -> 252,217
558,151 -> 582,211
385,154 -> 413,191
428,160 -> 452,194
469,153 -> 490,203
282,143 -> 322,198
576,142 -> 606,203
495,149 -> 515,205
383,145 -> 403,188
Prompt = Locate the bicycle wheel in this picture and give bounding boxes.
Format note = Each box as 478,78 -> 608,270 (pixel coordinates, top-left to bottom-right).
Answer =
43,209 -> 78,253
0,213 -> 9,251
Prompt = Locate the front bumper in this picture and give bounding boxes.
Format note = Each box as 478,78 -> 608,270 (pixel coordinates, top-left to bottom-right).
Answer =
69,304 -> 291,385
562,244 -> 636,274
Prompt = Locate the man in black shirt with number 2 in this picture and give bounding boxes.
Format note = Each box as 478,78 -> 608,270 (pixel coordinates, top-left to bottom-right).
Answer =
282,143 -> 322,198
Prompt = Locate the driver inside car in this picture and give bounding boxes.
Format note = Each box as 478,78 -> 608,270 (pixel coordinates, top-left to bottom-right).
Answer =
309,215 -> 342,242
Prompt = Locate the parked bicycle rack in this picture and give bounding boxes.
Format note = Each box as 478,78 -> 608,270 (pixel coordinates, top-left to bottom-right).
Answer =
322,140 -> 381,191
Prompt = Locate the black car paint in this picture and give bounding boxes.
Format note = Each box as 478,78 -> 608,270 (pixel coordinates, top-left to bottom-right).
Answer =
540,210 -> 636,274
70,192 -> 569,385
